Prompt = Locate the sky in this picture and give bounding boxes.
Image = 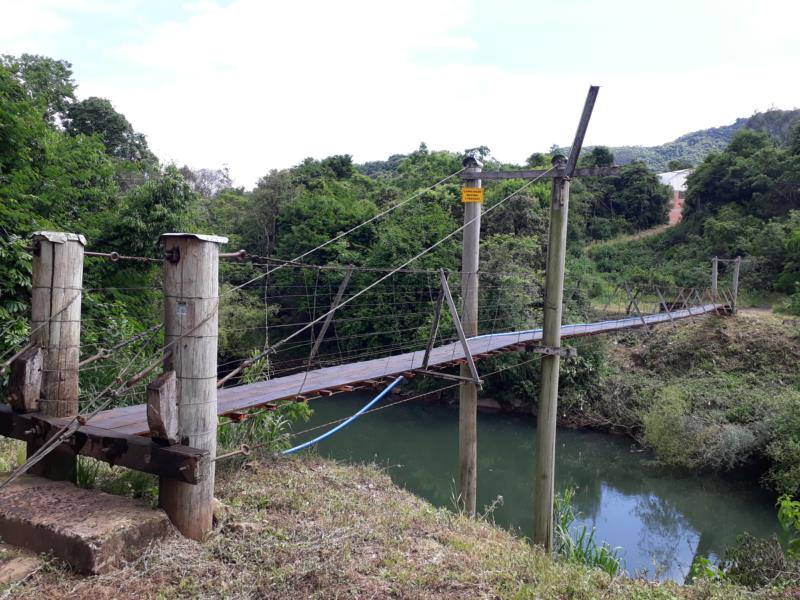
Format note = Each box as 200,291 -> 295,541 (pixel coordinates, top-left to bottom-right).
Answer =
2,0 -> 799,187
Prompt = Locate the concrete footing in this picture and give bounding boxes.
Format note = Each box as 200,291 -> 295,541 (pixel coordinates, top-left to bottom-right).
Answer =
0,475 -> 172,574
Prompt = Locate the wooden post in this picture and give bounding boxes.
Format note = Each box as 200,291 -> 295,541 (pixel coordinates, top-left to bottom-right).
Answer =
732,256 -> 741,313
533,155 -> 570,550
711,257 -> 718,303
459,153 -> 482,516
158,233 -> 226,540
28,231 -> 85,481
534,85 -> 599,551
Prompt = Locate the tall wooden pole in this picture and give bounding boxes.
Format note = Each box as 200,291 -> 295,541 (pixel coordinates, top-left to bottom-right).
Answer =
732,256 -> 741,313
28,231 -> 85,481
459,154 -> 482,516
711,257 -> 719,303
533,85 -> 599,551
532,156 -> 569,549
159,233 -> 226,540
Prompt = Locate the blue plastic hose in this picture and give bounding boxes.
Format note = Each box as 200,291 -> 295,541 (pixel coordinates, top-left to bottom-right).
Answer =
281,375 -> 405,455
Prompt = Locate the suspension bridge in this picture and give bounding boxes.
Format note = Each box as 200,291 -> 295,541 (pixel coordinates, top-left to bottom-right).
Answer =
44,295 -> 727,438
0,85 -> 743,571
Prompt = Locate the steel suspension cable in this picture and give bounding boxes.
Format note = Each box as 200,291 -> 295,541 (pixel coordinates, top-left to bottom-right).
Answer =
218,168 -> 554,388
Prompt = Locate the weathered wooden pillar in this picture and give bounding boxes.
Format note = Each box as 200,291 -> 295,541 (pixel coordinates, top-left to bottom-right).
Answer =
533,156 -> 569,550
28,231 -> 85,481
459,154 -> 482,516
158,233 -> 226,540
711,257 -> 719,303
731,256 -> 741,313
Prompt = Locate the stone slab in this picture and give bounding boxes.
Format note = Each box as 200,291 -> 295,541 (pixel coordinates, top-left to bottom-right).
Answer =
0,475 -> 172,574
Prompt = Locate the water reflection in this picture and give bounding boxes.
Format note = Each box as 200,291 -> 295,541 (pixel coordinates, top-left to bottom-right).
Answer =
294,392 -> 781,581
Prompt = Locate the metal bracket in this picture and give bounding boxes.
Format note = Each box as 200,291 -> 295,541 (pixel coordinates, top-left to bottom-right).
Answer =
526,345 -> 578,359
164,246 -> 181,264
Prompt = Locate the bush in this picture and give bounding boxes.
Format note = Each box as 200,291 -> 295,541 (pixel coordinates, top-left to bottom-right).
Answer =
720,533 -> 798,588
716,495 -> 800,589
641,382 -> 766,471
766,394 -> 800,496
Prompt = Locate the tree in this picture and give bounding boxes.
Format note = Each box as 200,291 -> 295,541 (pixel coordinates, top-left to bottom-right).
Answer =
245,169 -> 297,256
0,54 -> 75,123
105,166 -> 196,256
667,159 -> 693,171
790,122 -> 800,157
526,152 -> 547,167
179,166 -> 232,198
64,97 -> 154,163
727,129 -> 771,158
463,146 -> 491,161
583,146 -> 615,167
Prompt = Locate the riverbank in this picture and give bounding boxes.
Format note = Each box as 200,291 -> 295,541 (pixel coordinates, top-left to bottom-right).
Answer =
569,311 -> 800,495
5,454 -> 788,599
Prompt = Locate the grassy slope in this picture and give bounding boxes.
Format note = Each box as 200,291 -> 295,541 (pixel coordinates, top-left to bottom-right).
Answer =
6,455 -> 788,599
570,312 -> 800,489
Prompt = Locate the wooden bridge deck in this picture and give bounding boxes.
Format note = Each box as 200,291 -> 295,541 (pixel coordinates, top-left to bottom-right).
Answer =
74,303 -> 724,437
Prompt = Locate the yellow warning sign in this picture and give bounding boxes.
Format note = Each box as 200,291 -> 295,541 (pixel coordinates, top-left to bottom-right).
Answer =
461,188 -> 484,203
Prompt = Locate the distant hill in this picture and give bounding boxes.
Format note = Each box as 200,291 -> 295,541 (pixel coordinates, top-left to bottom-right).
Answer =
601,108 -> 800,171
356,109 -> 800,176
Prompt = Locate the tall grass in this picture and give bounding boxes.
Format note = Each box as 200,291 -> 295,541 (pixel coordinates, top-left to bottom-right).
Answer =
553,487 -> 622,576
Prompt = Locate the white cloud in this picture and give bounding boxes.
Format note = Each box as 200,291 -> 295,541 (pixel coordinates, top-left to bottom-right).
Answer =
11,0 -> 800,187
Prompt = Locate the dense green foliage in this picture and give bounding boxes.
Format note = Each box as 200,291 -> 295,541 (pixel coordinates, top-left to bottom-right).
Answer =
589,126 -> 800,311
3,54 -> 800,510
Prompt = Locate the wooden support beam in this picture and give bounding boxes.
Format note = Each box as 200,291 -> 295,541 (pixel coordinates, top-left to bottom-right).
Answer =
458,154 -> 482,517
422,285 -> 445,369
416,370 -> 481,383
29,231 -> 85,482
147,370 -> 178,445
711,257 -> 719,304
158,232 -> 226,541
0,405 -> 206,484
624,284 -> 649,330
308,266 -> 353,365
439,269 -> 481,386
8,347 -> 43,413
461,165 -> 619,181
534,85 -> 599,553
565,86 -> 600,177
655,288 -> 676,328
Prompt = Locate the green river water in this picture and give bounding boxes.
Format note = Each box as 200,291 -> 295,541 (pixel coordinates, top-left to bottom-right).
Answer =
291,391 -> 782,582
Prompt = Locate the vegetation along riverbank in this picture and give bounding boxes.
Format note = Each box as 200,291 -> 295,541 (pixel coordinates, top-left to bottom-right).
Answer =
2,452 -> 795,599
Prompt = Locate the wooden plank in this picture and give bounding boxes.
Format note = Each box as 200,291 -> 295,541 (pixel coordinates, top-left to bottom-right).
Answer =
74,303 -> 723,438
0,405 -> 206,484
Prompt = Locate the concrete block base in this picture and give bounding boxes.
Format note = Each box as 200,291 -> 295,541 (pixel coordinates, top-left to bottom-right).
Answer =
0,475 -> 172,574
